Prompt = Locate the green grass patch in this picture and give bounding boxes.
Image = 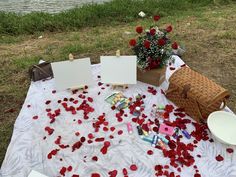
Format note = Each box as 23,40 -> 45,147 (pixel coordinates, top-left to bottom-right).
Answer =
12,56 -> 43,69
0,0 -> 233,35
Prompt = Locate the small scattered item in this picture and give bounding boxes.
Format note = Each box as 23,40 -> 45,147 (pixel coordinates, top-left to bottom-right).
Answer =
207,111 -> 236,145
166,67 -> 230,122
159,124 -> 174,136
68,53 -> 74,61
142,136 -> 153,144
133,106 -> 141,116
29,61 -> 53,82
147,121 -> 151,133
150,106 -> 165,120
181,129 -> 191,139
151,135 -> 159,147
173,128 -> 180,139
28,170 -> 48,177
127,122 -> 133,134
138,11 -> 146,18
105,92 -> 130,110
157,134 -> 169,144
137,125 -> 144,136
142,129 -> 149,136
158,139 -> 166,149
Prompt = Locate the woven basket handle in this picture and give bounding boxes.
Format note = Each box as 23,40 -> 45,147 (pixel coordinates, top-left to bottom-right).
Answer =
180,84 -> 191,99
219,99 -> 227,110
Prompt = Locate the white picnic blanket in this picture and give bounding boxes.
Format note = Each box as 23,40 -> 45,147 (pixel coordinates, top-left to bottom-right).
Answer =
1,56 -> 236,177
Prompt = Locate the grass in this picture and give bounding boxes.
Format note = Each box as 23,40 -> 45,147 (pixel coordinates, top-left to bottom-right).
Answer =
1,0 -> 236,167
0,0 -> 231,35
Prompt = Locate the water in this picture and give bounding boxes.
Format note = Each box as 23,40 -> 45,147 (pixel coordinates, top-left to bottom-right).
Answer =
0,0 -> 109,14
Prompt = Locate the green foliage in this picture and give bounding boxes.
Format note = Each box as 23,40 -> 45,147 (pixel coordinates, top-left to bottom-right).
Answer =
0,0 -> 231,35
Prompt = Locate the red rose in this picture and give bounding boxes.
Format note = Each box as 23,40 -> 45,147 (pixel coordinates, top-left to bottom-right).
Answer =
154,15 -> 160,21
150,28 -> 156,36
171,42 -> 178,49
166,25 -> 173,33
144,40 -> 151,49
136,26 -> 143,34
129,39 -> 137,46
149,60 -> 159,69
158,38 -> 166,46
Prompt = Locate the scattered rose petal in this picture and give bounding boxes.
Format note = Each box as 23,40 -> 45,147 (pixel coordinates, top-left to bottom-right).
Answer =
60,167 -> 67,176
108,170 -> 117,177
123,168 -> 128,175
130,164 -> 138,171
32,115 -> 38,120
215,154 -> 224,162
92,156 -> 98,161
91,173 -> 100,177
147,150 -> 153,155
226,148 -> 234,153
67,166 -> 72,171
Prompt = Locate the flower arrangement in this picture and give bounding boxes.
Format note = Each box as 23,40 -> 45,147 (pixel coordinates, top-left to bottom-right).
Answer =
129,15 -> 179,71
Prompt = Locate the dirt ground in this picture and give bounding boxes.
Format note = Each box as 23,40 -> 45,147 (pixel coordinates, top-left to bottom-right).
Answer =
0,4 -> 236,165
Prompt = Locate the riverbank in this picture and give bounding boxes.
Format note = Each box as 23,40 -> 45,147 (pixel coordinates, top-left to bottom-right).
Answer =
1,1 -> 236,166
0,0 -> 230,35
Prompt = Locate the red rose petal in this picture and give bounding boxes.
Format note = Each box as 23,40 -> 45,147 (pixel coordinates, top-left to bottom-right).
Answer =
91,173 -> 100,177
72,175 -> 80,177
75,132 -> 80,136
45,100 -> 51,105
118,130 -> 123,135
95,137 -> 105,142
215,154 -> 224,162
92,156 -> 98,161
88,97 -> 93,102
108,170 -> 118,177
67,166 -> 72,171
60,167 -> 67,176
80,137 -> 86,142
147,150 -> 153,155
154,165 -> 163,171
226,148 -> 234,153
32,116 -> 38,120
123,168 -> 128,175
130,164 -> 138,171
88,133 -> 94,139
104,141 -> 111,147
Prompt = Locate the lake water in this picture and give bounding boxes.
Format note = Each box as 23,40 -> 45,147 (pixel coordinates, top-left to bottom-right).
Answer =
0,0 -> 109,14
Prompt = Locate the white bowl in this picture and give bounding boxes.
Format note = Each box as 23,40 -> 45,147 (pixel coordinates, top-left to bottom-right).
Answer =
207,111 -> 236,145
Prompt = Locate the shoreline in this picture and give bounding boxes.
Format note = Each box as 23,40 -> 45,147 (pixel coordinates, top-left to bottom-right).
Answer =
0,0 -> 229,35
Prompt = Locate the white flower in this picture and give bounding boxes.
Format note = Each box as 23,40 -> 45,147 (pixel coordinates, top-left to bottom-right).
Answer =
138,11 -> 146,18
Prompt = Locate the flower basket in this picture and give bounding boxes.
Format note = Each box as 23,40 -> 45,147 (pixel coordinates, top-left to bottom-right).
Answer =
129,15 -> 180,86
137,66 -> 166,86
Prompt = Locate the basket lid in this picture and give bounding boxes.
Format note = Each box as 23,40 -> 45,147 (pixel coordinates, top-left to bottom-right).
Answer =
168,67 -> 230,107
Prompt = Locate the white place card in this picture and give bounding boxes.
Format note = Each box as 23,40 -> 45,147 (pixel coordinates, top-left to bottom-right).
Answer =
100,56 -> 137,85
51,58 -> 94,90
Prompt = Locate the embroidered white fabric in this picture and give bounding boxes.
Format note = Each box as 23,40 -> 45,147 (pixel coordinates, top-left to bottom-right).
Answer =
1,56 -> 235,177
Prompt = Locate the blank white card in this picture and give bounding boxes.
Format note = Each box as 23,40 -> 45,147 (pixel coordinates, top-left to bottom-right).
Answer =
101,56 -> 137,84
51,58 -> 94,90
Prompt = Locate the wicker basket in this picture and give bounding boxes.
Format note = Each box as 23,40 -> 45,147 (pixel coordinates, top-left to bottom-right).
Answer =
166,67 -> 230,122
